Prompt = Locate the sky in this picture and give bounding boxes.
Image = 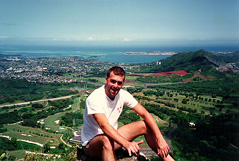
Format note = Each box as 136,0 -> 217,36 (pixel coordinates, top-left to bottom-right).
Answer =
0,0 -> 239,47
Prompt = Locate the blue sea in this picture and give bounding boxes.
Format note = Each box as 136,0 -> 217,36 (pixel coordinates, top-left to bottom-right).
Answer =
0,45 -> 238,64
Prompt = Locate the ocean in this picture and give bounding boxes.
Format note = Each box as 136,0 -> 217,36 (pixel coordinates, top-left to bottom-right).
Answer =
0,45 -> 238,64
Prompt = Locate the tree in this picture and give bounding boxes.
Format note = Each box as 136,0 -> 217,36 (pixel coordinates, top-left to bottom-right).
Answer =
182,98 -> 188,104
9,137 -> 17,145
32,103 -> 44,109
42,143 -> 50,153
58,143 -> 65,150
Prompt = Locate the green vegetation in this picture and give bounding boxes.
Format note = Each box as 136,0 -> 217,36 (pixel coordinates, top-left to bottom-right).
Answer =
21,99 -> 73,128
130,86 -> 239,161
60,112 -> 83,127
0,78 -> 80,105
0,96 -> 81,160
118,106 -> 140,125
1,50 -> 239,160
148,75 -> 239,106
0,137 -> 41,152
130,50 -> 234,82
133,50 -> 216,73
136,73 -> 194,83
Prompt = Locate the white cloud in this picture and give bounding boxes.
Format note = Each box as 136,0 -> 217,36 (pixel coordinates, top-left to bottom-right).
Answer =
123,38 -> 131,42
86,37 -> 111,41
87,37 -> 95,41
0,36 -> 8,39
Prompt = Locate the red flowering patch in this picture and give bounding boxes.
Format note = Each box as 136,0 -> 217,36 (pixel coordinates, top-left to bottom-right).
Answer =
193,72 -> 207,81
183,72 -> 208,82
150,70 -> 191,77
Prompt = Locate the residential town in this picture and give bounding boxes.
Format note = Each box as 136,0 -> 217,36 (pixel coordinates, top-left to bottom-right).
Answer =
0,55 -> 135,83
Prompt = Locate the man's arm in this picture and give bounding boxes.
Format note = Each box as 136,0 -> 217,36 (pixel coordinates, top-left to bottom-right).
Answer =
132,103 -> 170,158
93,113 -> 143,156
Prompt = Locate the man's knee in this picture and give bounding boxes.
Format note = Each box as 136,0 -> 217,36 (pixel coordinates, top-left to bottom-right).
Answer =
100,135 -> 114,150
138,120 -> 148,133
83,135 -> 114,158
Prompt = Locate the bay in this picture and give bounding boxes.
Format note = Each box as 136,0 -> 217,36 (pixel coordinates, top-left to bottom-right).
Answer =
0,46 -> 171,64
0,44 -> 238,64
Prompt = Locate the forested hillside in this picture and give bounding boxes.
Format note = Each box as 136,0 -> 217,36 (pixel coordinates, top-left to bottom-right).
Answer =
130,49 -> 239,86
133,50 -> 238,76
0,79 -> 80,105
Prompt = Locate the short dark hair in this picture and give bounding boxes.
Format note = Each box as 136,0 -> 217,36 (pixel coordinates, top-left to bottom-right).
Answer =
106,66 -> 125,80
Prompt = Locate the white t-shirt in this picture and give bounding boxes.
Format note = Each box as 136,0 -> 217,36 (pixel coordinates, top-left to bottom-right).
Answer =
81,85 -> 138,146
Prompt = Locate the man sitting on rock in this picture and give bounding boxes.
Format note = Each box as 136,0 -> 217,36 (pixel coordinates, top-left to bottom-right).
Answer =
81,66 -> 174,161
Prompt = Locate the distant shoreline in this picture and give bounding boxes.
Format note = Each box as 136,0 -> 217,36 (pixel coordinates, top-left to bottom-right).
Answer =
125,52 -> 177,55
1,45 -> 238,64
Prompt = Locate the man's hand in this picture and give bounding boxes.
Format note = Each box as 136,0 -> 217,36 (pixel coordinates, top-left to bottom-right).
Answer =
156,138 -> 170,158
124,140 -> 144,156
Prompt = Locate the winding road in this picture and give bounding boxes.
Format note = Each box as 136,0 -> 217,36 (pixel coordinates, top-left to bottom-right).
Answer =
166,124 -> 178,153
0,94 -> 79,108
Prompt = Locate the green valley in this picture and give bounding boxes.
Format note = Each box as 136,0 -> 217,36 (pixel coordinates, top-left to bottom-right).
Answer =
0,50 -> 238,161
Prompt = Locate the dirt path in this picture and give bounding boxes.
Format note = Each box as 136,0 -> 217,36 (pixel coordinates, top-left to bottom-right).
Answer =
60,134 -> 72,147
0,134 -> 43,147
166,124 -> 177,153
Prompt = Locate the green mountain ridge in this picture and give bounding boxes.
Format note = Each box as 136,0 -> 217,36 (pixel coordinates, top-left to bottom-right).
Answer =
136,49 -> 238,77
160,49 -> 214,72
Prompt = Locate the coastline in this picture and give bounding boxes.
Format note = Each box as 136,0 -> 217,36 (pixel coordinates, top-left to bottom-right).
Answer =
1,44 -> 238,64
124,51 -> 177,55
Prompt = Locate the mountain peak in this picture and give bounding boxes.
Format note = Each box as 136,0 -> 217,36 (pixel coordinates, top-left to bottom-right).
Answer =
135,49 -> 239,76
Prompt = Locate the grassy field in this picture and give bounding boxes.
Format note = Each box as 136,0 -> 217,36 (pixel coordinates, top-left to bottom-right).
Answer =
7,150 -> 28,160
43,97 -> 81,132
1,96 -> 83,159
139,89 -> 238,115
44,112 -> 68,132
2,96 -> 82,147
3,124 -> 61,146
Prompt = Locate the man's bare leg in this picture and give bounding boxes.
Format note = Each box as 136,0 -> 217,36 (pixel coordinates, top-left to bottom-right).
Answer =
116,120 -> 174,161
82,121 -> 143,161
83,134 -> 116,161
144,124 -> 174,161
83,120 -> 174,161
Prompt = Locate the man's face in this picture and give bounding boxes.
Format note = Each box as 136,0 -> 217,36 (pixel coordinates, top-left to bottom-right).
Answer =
105,71 -> 125,100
